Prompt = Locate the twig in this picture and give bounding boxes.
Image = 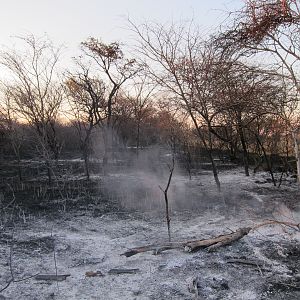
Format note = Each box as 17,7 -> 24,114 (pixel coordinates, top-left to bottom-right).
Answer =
51,227 -> 59,293
159,155 -> 175,242
0,236 -> 39,293
0,278 -> 13,294
1,184 -> 16,211
14,273 -> 40,283
226,259 -> 270,274
252,219 -> 300,231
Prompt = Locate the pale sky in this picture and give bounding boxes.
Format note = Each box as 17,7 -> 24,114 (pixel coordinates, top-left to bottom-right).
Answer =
0,0 -> 244,63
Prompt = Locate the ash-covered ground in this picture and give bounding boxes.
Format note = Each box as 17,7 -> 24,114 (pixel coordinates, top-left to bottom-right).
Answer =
0,168 -> 300,300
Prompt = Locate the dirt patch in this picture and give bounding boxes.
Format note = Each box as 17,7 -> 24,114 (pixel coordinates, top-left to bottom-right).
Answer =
0,169 -> 299,299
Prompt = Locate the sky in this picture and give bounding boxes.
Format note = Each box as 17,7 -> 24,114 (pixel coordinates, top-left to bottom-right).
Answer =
0,0 -> 244,52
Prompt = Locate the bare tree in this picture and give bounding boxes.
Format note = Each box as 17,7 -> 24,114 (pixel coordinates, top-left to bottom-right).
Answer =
130,21 -> 224,190
0,35 -> 63,183
214,61 -> 281,177
0,87 -> 25,181
81,38 -> 140,172
66,64 -> 106,180
219,0 -> 300,182
124,76 -> 155,156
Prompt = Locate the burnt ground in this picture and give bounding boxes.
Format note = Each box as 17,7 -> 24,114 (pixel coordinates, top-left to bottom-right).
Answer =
0,166 -> 300,300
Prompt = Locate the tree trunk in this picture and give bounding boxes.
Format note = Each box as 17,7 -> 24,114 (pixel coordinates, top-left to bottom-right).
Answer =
121,227 -> 251,257
292,130 -> 300,183
82,132 -> 91,181
208,148 -> 221,191
83,152 -> 90,181
136,121 -> 140,157
190,114 -> 221,191
160,155 -> 174,242
17,156 -> 22,182
186,148 -> 192,180
207,130 -> 221,191
163,190 -> 171,241
46,160 -> 52,185
102,128 -> 109,175
238,125 -> 249,176
255,134 -> 276,186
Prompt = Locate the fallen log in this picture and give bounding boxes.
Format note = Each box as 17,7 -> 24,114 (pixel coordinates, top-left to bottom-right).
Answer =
185,227 -> 251,252
121,220 -> 300,258
121,227 -> 252,257
121,242 -> 185,257
34,274 -> 70,281
108,268 -> 140,275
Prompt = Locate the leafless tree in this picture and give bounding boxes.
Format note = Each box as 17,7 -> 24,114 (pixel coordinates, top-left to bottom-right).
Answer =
218,0 -> 300,182
123,76 -> 156,156
81,38 -> 140,172
130,21 -> 226,190
0,35 -> 63,183
0,87 -> 25,181
214,61 -> 282,177
65,63 -> 106,180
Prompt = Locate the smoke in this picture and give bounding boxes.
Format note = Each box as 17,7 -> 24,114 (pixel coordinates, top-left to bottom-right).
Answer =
99,144 -> 221,213
94,128 -> 262,216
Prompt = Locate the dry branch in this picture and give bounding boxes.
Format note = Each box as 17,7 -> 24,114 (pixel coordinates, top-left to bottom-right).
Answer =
121,220 -> 300,258
184,227 -> 252,252
121,227 -> 252,257
108,268 -> 140,275
252,220 -> 300,231
121,242 -> 186,257
226,259 -> 271,273
34,274 -> 70,281
0,239 -> 40,293
159,154 -> 175,242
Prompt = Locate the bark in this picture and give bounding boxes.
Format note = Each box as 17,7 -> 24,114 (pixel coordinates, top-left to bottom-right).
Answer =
121,220 -> 300,258
159,155 -> 174,242
46,160 -> 52,185
121,242 -> 186,257
83,152 -> 90,181
108,268 -> 140,275
102,86 -> 115,175
254,134 -> 276,186
292,130 -> 300,183
102,127 -> 109,175
190,113 -> 221,191
208,150 -> 221,191
34,274 -> 70,281
17,156 -> 22,182
136,120 -> 140,157
238,124 -> 250,176
82,132 -> 92,181
184,227 -> 251,252
121,227 -> 251,257
207,131 -> 221,191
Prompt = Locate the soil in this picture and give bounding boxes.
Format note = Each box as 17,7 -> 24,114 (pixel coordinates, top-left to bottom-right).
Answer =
0,167 -> 299,299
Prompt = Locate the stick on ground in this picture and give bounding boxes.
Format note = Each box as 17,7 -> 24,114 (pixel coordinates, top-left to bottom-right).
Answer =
121,227 -> 252,257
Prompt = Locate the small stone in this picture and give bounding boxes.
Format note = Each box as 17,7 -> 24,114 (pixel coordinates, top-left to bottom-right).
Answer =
294,273 -> 300,280
220,281 -> 229,290
132,290 -> 142,296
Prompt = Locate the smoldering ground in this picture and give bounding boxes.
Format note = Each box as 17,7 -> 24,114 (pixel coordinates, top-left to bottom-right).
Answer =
1,167 -> 299,300
99,145 -> 275,219
1,130 -> 299,300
